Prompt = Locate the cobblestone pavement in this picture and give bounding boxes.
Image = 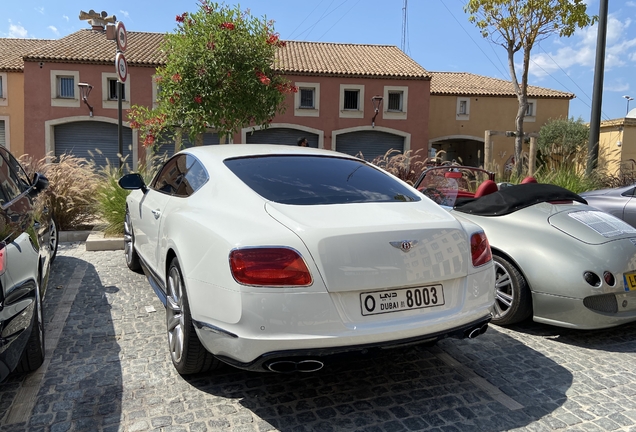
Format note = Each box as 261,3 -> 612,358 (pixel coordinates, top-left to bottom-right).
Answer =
2,243 -> 636,432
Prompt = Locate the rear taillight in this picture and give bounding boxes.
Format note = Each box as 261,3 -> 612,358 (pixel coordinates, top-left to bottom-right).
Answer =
0,244 -> 5,276
470,231 -> 492,267
229,247 -> 312,286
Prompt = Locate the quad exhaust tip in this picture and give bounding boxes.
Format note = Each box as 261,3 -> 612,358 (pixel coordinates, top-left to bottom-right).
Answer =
267,359 -> 324,373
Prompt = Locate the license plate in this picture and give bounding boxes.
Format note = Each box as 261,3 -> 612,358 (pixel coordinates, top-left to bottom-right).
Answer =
624,271 -> 636,291
360,285 -> 445,316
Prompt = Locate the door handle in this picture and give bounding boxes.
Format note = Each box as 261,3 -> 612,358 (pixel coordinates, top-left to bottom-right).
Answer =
151,209 -> 161,219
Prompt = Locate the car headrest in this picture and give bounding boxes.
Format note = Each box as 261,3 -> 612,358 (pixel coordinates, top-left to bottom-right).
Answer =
521,176 -> 538,184
474,180 -> 498,198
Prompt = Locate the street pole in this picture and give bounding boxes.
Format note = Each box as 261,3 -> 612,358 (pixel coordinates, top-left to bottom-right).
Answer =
118,81 -> 123,169
586,0 -> 608,176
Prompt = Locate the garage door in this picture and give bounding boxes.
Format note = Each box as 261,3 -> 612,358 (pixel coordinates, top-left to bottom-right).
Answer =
154,132 -> 220,159
336,131 -> 404,161
246,128 -> 318,148
54,121 -> 133,168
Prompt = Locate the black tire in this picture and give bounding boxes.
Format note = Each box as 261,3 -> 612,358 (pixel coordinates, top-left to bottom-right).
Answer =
16,283 -> 45,373
49,216 -> 59,263
124,207 -> 141,272
166,257 -> 221,375
492,255 -> 532,326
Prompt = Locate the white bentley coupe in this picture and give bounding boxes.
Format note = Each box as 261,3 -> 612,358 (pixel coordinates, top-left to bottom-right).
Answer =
118,145 -> 495,374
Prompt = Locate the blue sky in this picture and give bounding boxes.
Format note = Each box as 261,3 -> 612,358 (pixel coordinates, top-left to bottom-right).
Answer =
3,0 -> 635,123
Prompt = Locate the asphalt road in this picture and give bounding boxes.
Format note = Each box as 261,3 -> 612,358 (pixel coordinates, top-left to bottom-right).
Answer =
2,243 -> 636,432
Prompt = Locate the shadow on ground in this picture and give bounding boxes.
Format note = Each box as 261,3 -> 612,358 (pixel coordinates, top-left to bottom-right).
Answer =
184,326 -> 573,432
504,319 -> 636,353
0,255 -> 123,431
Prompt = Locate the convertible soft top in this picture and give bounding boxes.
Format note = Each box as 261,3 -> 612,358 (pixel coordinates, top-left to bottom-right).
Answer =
454,183 -> 588,216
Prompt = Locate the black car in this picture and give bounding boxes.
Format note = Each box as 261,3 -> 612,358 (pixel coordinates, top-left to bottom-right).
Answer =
0,147 -> 57,382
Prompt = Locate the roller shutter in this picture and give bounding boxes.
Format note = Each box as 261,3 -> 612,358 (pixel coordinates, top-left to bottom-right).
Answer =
336,131 -> 404,161
54,121 -> 133,168
154,132 -> 220,159
246,128 -> 318,148
0,120 -> 4,147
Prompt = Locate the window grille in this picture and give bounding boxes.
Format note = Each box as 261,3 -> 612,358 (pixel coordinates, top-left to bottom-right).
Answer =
344,90 -> 359,110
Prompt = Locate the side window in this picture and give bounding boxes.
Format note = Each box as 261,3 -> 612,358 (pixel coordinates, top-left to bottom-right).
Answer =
0,154 -> 24,202
3,149 -> 31,189
151,155 -> 186,195
150,154 -> 208,197
181,156 -> 208,195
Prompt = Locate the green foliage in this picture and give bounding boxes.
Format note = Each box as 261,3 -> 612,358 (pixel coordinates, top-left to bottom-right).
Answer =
463,0 -> 594,177
95,154 -> 168,236
18,153 -> 100,230
95,162 -> 130,236
534,165 -> 603,194
129,1 -> 296,149
465,0 -> 595,43
537,117 -> 589,170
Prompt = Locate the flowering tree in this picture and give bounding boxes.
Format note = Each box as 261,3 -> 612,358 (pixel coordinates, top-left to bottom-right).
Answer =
129,1 -> 297,148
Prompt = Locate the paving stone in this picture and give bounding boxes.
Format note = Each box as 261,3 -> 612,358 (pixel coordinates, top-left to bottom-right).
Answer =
2,244 -> 636,431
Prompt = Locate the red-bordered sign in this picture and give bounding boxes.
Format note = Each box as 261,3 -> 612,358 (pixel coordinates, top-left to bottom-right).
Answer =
116,21 -> 127,52
115,52 -> 128,83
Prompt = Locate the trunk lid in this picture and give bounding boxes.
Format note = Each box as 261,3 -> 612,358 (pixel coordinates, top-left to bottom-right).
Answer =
265,201 -> 471,293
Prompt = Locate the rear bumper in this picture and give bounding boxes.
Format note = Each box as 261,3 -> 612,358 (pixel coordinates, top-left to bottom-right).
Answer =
532,290 -> 636,329
195,315 -> 492,372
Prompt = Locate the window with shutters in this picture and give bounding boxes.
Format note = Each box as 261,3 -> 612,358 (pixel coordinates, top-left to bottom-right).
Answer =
0,119 -> 5,148
339,84 -> 364,119
294,82 -> 320,117
456,97 -> 470,120
102,72 -> 131,109
382,86 -> 408,120
50,70 -> 80,107
524,99 -> 537,122
0,73 -> 6,106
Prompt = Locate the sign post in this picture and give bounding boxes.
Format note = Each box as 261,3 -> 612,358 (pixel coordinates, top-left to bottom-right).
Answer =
114,22 -> 128,168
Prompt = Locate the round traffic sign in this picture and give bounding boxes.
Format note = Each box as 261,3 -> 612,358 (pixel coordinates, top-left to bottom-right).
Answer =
115,52 -> 128,83
116,21 -> 127,52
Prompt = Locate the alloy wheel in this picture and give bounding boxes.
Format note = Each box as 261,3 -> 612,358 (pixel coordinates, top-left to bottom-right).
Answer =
124,211 -> 134,265
166,266 -> 185,364
493,260 -> 514,320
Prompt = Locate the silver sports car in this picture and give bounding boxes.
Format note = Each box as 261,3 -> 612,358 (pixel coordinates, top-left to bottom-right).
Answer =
580,184 -> 636,228
416,166 -> 636,330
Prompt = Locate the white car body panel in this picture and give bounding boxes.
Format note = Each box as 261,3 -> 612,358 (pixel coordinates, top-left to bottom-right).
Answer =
125,145 -> 495,369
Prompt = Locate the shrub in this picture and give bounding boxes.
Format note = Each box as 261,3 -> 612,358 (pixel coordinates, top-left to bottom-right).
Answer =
94,153 -> 168,236
19,153 -> 100,230
95,161 -> 130,236
365,148 -> 427,185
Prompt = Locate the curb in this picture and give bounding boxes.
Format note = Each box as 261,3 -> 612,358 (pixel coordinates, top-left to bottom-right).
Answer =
59,230 -> 92,243
85,231 -> 125,251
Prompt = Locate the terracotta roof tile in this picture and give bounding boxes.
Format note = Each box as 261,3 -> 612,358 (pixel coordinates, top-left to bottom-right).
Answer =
430,71 -> 574,99
19,30 -> 427,79
0,38 -> 54,71
274,41 -> 430,79
23,29 -> 166,67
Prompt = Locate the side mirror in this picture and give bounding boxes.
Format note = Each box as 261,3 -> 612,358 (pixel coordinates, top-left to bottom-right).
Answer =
118,173 -> 147,193
29,173 -> 49,197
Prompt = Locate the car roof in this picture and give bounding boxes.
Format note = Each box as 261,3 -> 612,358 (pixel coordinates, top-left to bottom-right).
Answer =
180,144 -> 359,166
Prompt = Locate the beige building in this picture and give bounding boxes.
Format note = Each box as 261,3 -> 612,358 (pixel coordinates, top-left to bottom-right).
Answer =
0,39 -> 52,156
598,114 -> 636,176
428,72 -> 573,171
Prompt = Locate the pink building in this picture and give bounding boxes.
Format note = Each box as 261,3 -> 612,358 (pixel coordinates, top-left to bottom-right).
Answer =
20,22 -> 430,170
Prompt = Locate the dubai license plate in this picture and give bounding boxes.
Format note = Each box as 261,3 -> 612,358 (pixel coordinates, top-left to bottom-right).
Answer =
624,271 -> 636,291
360,285 -> 445,316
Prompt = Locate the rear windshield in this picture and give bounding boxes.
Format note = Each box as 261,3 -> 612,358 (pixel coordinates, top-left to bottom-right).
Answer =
224,155 -> 421,205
